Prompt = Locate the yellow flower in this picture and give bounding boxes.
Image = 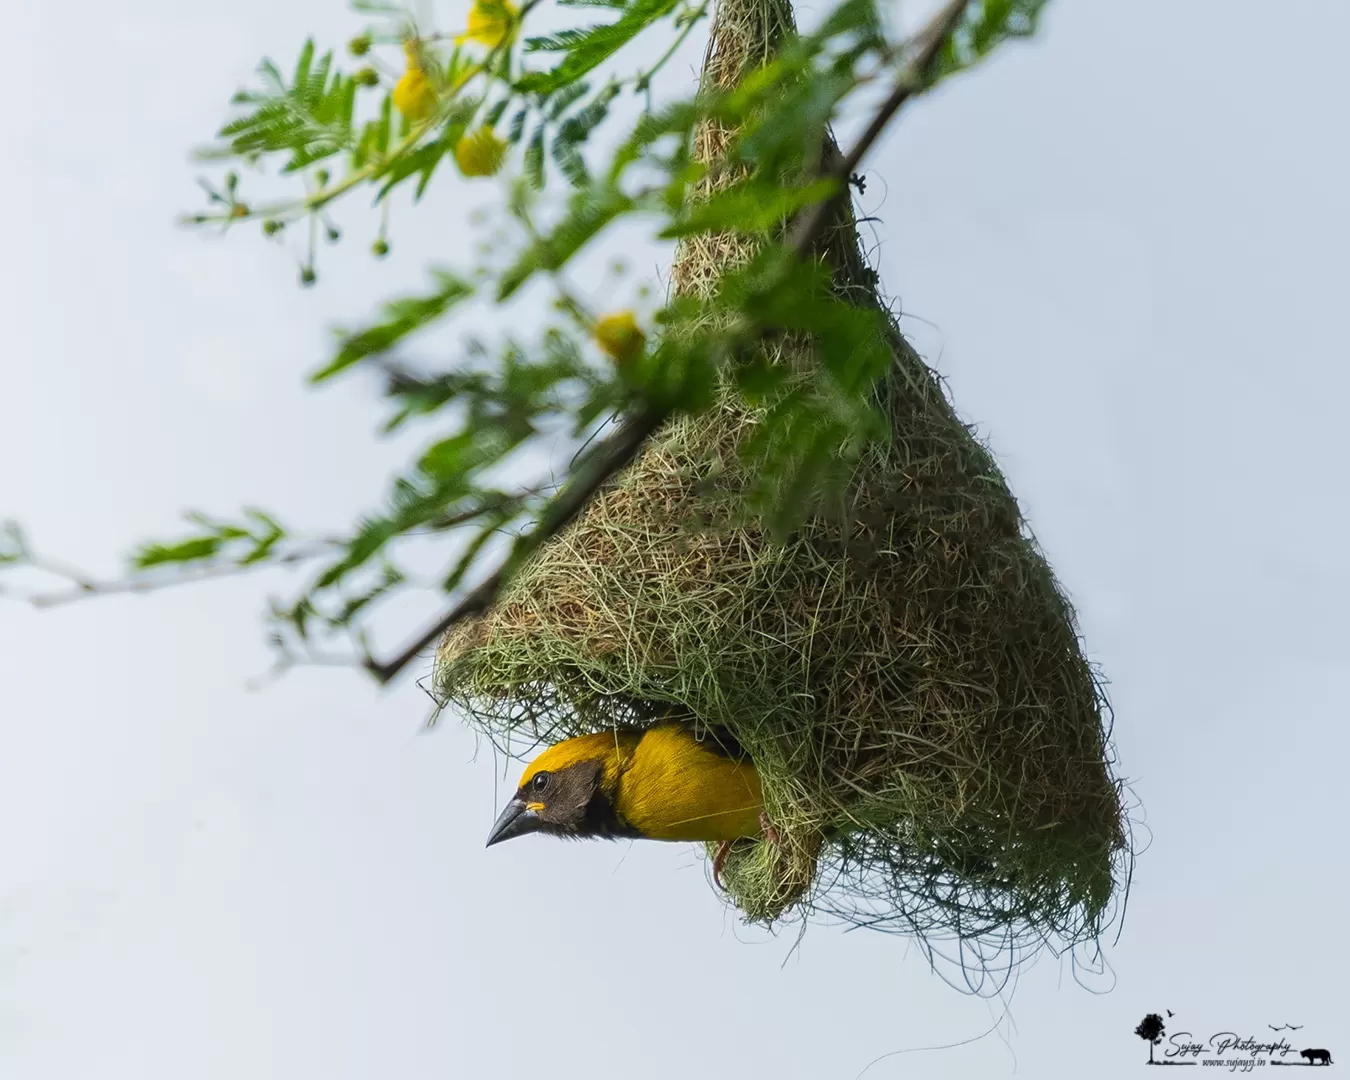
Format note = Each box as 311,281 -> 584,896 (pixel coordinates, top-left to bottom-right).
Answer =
455,0 -> 520,48
453,126 -> 508,177
393,71 -> 436,121
393,39 -> 438,120
593,311 -> 646,366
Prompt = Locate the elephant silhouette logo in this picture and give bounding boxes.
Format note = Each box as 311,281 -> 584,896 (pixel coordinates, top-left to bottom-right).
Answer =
1300,1049 -> 1333,1066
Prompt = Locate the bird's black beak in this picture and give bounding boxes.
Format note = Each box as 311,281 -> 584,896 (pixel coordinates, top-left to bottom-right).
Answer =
485,798 -> 542,848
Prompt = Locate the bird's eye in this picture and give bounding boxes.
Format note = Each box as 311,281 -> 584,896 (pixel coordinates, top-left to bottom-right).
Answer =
530,771 -> 550,793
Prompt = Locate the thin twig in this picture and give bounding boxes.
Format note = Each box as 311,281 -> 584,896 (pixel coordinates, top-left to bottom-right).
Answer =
787,0 -> 968,257
636,1 -> 711,92
364,404 -> 667,683
20,546 -> 334,610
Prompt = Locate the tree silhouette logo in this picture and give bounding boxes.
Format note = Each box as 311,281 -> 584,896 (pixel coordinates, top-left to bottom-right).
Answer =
1135,1013 -> 1168,1065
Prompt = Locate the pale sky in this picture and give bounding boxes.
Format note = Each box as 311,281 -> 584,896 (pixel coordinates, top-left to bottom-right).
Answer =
3,0 -> 1348,1077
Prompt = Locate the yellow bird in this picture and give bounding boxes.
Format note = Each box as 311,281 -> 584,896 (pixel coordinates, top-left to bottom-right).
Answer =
485,721 -> 778,885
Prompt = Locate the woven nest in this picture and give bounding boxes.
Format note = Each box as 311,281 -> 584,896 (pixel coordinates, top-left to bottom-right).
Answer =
437,0 -> 1128,957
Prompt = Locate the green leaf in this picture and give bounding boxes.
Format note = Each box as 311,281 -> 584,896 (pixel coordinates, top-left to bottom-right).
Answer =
507,107 -> 529,143
376,93 -> 393,156
525,28 -> 604,55
440,521 -> 504,593
374,137 -> 450,202
513,0 -> 681,94
607,99 -> 699,181
209,40 -> 362,173
552,138 -> 590,187
544,80 -> 591,118
258,58 -> 286,96
810,0 -> 883,45
133,537 -> 225,569
660,176 -> 840,238
330,563 -> 406,626
239,532 -> 284,566
555,82 -> 619,148
0,520 -> 29,564
352,110 -> 383,168
931,0 -> 1051,84
524,123 -> 546,189
292,38 -> 316,94
314,517 -> 397,587
300,48 -> 332,111
315,271 -> 476,382
734,69 -> 852,177
184,511 -> 251,540
244,508 -> 285,534
497,186 -> 633,299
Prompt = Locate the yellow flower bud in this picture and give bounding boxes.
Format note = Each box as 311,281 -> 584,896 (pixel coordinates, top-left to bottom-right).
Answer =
455,0 -> 520,48
593,311 -> 646,366
453,126 -> 508,177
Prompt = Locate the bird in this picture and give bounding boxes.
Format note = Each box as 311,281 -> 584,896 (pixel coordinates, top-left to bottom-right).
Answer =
1167,1011 -> 1175,1018
484,720 -> 777,885
1287,1025 -> 1303,1031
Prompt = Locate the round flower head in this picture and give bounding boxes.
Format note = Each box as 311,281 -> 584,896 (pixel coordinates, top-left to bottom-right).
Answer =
454,127 -> 508,177
456,0 -> 520,48
393,41 -> 437,120
593,311 -> 646,365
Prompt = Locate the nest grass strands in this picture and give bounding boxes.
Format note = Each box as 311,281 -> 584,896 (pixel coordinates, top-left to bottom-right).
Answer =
436,0 -> 1131,969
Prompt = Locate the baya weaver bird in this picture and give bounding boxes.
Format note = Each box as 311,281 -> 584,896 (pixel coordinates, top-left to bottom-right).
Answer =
486,721 -> 779,886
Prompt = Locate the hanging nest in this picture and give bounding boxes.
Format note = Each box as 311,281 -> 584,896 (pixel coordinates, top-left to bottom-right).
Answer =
436,0 -> 1128,957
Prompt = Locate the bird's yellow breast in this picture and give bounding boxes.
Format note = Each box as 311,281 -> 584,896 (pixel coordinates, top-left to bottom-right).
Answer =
613,724 -> 764,842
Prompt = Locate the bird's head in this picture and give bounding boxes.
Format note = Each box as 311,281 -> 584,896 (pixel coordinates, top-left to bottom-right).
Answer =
485,732 -> 634,848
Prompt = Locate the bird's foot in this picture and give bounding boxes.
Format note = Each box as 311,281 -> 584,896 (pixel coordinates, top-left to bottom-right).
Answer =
712,840 -> 732,891
759,811 -> 780,846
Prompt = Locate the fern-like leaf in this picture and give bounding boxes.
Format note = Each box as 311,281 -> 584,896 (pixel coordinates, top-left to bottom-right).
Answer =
514,0 -> 681,93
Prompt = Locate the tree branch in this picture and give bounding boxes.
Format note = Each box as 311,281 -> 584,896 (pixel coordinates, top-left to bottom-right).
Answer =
363,404 -> 668,683
787,0 -> 969,257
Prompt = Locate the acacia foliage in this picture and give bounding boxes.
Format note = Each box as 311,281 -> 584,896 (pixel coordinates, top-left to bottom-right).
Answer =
4,0 -> 1050,681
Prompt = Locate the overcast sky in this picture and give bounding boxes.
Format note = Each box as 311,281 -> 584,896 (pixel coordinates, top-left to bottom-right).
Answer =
3,0 -> 1348,1077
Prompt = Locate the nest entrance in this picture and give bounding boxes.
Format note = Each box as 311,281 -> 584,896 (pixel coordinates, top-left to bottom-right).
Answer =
437,0 -> 1127,960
